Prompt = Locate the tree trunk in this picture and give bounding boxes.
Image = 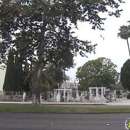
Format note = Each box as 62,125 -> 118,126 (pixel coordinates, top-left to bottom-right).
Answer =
127,39 -> 130,59
32,63 -> 43,106
31,14 -> 46,106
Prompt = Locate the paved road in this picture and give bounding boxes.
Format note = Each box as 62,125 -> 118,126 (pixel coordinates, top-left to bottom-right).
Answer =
0,113 -> 130,130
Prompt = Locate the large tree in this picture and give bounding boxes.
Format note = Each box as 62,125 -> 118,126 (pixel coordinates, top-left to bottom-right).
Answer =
3,49 -> 24,92
76,57 -> 119,90
3,49 -> 15,91
120,59 -> 130,91
23,64 -> 64,92
0,0 -> 123,105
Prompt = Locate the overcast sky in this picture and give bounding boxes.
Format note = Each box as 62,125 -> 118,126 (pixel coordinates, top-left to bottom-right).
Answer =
66,0 -> 130,81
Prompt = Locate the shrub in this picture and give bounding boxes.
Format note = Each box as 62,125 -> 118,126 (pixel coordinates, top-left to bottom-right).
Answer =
127,93 -> 130,99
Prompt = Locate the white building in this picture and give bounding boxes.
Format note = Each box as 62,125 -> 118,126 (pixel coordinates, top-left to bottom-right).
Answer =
60,81 -> 77,89
0,69 -> 5,91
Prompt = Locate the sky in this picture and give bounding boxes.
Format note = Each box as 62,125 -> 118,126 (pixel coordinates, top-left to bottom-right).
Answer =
66,0 -> 130,81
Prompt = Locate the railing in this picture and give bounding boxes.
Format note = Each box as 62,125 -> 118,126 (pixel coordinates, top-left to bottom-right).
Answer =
0,91 -> 89,102
0,90 -> 118,102
0,91 -> 54,102
0,91 -> 31,102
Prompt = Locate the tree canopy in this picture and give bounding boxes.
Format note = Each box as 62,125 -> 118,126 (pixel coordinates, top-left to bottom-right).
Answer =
76,57 -> 119,90
41,65 -> 64,91
0,0 -> 123,68
118,24 -> 130,57
118,25 -> 130,40
3,49 -> 23,92
120,59 -> 130,91
0,0 -> 123,105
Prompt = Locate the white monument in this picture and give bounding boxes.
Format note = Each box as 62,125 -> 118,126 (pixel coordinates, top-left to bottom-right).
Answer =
54,88 -> 72,102
89,87 -> 106,102
56,90 -> 60,102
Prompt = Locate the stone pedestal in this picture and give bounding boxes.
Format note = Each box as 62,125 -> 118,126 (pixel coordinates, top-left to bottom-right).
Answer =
56,91 -> 60,102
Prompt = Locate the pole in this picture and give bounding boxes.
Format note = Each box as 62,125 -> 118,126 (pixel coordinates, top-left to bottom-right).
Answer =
64,69 -> 66,102
127,39 -> 130,59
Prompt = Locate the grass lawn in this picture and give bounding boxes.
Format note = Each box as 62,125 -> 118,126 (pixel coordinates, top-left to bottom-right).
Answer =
0,104 -> 130,113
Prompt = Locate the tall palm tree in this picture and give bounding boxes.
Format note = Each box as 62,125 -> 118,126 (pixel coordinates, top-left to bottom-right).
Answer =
118,25 -> 130,58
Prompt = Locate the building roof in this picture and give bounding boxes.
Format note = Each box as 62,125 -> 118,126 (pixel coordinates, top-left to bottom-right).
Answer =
110,83 -> 123,91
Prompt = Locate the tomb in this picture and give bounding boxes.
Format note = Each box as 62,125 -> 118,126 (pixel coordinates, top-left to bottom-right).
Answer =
89,87 -> 106,102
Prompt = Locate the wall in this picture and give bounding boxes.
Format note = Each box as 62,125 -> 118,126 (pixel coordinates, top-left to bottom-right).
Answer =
0,69 -> 5,91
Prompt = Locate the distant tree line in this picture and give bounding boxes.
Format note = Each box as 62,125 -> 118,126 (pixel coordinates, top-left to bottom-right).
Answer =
3,48 -> 29,92
3,49 -> 65,92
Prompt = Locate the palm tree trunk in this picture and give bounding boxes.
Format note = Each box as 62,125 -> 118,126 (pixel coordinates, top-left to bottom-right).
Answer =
126,39 -> 130,58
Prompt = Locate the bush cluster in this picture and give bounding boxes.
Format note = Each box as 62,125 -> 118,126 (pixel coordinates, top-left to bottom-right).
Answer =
127,93 -> 130,99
